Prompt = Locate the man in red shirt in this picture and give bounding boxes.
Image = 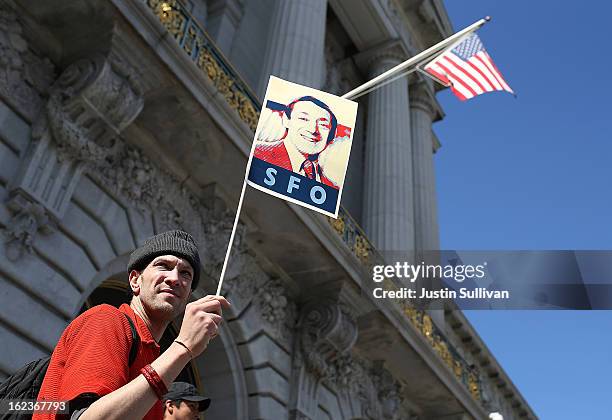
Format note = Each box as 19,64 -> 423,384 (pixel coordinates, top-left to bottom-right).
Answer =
34,230 -> 228,419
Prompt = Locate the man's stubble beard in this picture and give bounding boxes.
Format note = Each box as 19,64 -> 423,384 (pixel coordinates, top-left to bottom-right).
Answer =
140,290 -> 187,323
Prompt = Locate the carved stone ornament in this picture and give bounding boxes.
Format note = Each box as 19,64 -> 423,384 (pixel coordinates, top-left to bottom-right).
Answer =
293,303 -> 409,419
370,362 -> 403,420
217,252 -> 262,299
356,367 -> 380,420
85,133 -> 255,287
44,54 -> 144,165
201,208 -> 247,283
255,277 -> 296,342
0,0 -> 54,119
299,301 -> 359,384
90,137 -> 253,291
5,52 -> 145,259
90,142 -> 204,242
3,192 -> 55,261
332,360 -> 407,420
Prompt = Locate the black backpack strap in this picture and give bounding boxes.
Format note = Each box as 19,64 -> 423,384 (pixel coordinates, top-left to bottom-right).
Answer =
123,313 -> 141,367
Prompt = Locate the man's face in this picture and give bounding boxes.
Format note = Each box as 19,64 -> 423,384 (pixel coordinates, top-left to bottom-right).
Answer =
132,255 -> 193,321
285,101 -> 332,155
164,400 -> 199,420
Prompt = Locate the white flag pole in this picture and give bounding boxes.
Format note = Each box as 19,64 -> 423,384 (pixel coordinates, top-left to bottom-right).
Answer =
341,17 -> 490,100
347,67 -> 419,100
216,145 -> 256,296
350,28 -> 476,100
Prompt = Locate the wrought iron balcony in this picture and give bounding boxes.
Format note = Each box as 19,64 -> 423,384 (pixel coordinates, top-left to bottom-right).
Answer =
143,0 -> 481,402
146,0 -> 260,131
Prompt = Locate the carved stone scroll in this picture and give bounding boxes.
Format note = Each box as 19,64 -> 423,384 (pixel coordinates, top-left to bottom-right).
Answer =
5,54 -> 144,258
299,301 -> 358,381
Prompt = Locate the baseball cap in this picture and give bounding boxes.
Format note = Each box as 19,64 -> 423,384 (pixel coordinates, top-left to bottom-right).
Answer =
163,382 -> 211,412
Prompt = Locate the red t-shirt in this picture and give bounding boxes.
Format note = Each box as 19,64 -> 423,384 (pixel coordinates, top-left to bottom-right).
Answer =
33,304 -> 162,419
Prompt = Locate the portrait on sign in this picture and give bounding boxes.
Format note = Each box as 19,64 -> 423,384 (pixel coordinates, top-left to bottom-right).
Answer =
247,76 -> 358,218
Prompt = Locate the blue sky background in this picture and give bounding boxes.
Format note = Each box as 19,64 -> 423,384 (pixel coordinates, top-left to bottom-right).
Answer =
434,2 -> 612,419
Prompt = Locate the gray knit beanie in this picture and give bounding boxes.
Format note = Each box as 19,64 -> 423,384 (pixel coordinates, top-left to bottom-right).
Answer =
127,230 -> 201,289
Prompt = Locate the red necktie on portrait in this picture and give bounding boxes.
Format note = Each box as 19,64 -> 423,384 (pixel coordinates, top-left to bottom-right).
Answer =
300,158 -> 316,179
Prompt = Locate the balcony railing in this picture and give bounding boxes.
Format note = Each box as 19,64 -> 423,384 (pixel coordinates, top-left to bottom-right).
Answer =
144,0 -> 481,402
146,0 -> 260,131
329,208 -> 481,401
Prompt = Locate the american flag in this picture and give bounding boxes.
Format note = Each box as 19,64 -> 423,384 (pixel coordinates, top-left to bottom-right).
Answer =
424,33 -> 514,101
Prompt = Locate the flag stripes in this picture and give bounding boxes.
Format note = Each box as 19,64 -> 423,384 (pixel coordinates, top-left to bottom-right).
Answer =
424,33 -> 514,101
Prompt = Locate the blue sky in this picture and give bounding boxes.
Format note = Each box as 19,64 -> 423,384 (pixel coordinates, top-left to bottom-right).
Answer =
434,2 -> 612,419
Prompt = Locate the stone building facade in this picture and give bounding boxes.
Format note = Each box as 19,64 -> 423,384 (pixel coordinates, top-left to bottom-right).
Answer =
0,0 -> 536,419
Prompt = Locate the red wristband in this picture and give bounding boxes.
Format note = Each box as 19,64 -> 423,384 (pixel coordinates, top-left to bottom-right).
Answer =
140,364 -> 168,399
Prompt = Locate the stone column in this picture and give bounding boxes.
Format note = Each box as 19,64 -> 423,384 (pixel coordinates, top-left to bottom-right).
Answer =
258,0 -> 327,95
362,48 -> 415,253
410,83 -> 439,255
